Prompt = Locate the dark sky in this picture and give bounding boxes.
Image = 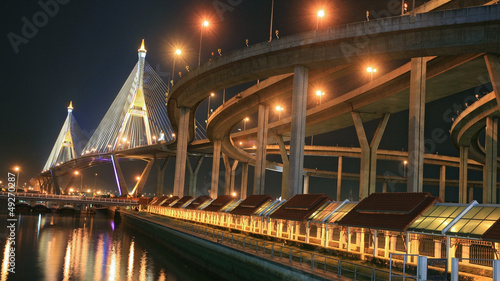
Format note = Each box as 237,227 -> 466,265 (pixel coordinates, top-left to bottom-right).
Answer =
1,0 -> 477,200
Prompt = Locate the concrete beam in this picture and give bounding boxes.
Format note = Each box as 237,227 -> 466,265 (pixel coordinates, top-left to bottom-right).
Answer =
254,104 -> 269,195
211,139 -> 222,199
287,65 -> 309,199
484,117 -> 498,204
173,107 -> 190,197
408,57 -> 427,193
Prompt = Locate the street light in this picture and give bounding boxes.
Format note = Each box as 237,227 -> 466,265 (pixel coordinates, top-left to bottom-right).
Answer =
94,173 -> 98,189
366,66 -> 377,81
74,171 -> 82,191
198,20 -> 209,67
315,90 -> 325,105
172,49 -> 182,85
403,160 -> 408,177
275,106 -> 284,120
243,117 -> 249,130
14,166 -> 20,189
316,9 -> 325,30
207,92 -> 215,121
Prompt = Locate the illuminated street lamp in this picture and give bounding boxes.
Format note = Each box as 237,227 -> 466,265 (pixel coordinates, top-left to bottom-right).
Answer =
14,166 -> 20,188
172,49 -> 182,84
366,66 -> 377,81
198,20 -> 209,66
207,92 -> 215,121
315,90 -> 325,105
316,9 -> 325,30
275,105 -> 284,120
74,171 -> 83,191
94,173 -> 98,189
243,117 -> 249,130
403,160 -> 408,177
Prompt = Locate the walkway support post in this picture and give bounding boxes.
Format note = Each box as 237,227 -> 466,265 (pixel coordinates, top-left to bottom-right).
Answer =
254,104 -> 269,195
484,117 -> 498,204
408,57 -> 427,192
173,107 -> 190,197
459,146 -> 469,203
287,65 -> 309,199
337,156 -> 342,200
211,139 -> 222,199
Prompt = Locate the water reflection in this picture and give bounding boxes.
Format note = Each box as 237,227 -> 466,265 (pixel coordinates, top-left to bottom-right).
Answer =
0,211 -> 222,281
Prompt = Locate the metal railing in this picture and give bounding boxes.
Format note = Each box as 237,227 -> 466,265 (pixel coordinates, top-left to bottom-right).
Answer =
0,191 -> 138,205
141,212 -> 417,281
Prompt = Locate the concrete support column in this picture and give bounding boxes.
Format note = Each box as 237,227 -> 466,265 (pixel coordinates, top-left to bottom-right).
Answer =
459,146 -> 469,203
254,104 -> 269,195
352,112 -> 390,199
211,139 -> 222,199
173,107 -> 190,197
230,160 -> 239,195
485,54 -> 500,108
275,134 -> 289,199
337,156 -> 343,201
484,117 -> 498,204
287,65 -> 309,199
241,163 -> 249,199
360,229 -> 365,257
223,154 -> 239,195
408,57 -> 427,192
132,160 -> 154,196
435,240 -> 442,258
154,156 -> 169,197
384,232 -> 390,258
303,173 -> 310,194
373,230 -> 378,258
187,156 -> 204,197
111,154 -> 129,196
439,165 -> 446,202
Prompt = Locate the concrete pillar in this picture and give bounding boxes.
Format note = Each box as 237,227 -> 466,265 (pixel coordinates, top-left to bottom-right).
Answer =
223,154 -> 231,195
485,54 -> 500,108
360,229 -> 365,258
303,173 -> 310,194
346,227 -> 351,252
287,65 -> 309,199
241,163 -> 249,199
352,112 -> 390,199
132,160 -> 154,196
384,232 -> 390,258
373,230 -> 378,258
408,57 -> 427,192
435,240 -> 442,258
211,139 -> 222,199
417,256 -> 428,281
459,146 -> 469,203
439,165 -> 446,202
275,134 -> 289,200
154,156 -> 169,197
187,156 -> 204,197
230,160 -> 239,194
254,104 -> 269,195
111,154 -> 129,196
484,117 -> 498,204
337,156 -> 343,201
173,107 -> 190,197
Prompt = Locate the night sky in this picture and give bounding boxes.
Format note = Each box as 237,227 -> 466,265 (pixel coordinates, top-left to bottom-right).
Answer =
1,1 -> 481,200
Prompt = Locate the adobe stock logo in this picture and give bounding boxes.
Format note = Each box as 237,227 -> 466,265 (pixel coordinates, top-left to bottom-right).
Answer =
7,0 -> 71,54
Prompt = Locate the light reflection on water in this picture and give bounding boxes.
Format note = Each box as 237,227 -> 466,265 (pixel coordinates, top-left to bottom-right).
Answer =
0,211 -> 222,281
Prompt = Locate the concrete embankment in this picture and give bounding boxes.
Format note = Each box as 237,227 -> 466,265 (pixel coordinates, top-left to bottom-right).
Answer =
122,211 -> 336,281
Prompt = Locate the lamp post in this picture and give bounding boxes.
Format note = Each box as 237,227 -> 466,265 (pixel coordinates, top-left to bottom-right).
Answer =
172,49 -> 181,84
207,92 -> 215,121
243,117 -> 249,130
14,167 -> 20,189
275,106 -> 284,120
74,171 -> 83,192
269,0 -> 275,42
316,9 -> 325,30
367,66 -> 377,81
403,160 -> 408,177
198,20 -> 209,66
94,173 -> 98,189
